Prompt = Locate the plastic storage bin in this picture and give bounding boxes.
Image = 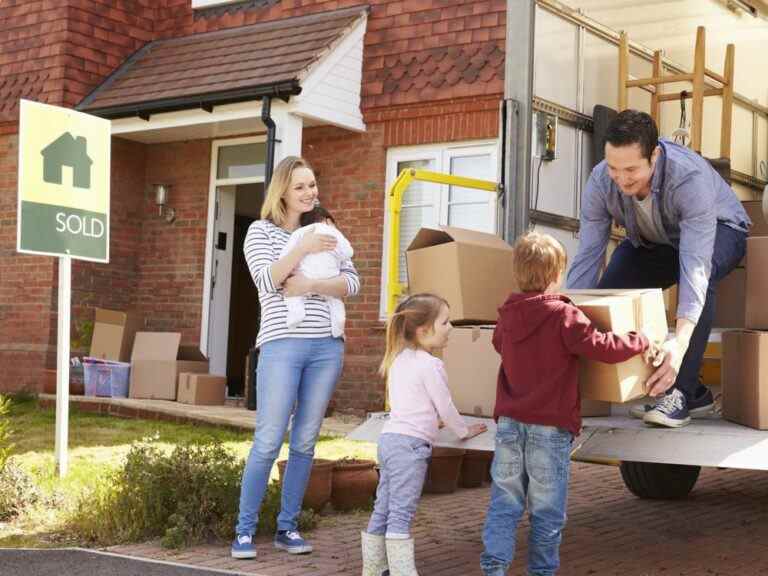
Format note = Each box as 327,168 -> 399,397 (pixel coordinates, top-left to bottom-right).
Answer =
83,358 -> 130,398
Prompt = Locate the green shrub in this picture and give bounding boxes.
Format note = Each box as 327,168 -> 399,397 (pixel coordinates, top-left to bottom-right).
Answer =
67,438 -> 316,548
0,459 -> 41,521
0,395 -> 12,472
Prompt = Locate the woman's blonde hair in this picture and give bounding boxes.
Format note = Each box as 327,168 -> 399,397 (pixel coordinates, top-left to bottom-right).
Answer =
260,156 -> 315,226
379,293 -> 448,377
512,231 -> 568,292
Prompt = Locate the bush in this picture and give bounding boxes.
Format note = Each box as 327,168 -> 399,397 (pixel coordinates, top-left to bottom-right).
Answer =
0,459 -> 41,521
0,395 -> 12,472
67,438 -> 317,548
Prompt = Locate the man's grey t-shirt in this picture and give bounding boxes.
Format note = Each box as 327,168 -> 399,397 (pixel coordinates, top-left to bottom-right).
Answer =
632,193 -> 669,245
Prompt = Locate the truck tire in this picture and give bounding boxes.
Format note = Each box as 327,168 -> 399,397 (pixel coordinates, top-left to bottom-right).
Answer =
619,461 -> 700,499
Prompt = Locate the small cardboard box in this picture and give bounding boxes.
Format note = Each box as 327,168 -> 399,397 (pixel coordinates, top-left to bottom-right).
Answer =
565,289 -> 668,403
89,308 -> 143,362
745,237 -> 768,329
441,325 -> 611,417
721,330 -> 768,429
177,373 -> 227,406
406,226 -> 517,323
130,332 -> 208,400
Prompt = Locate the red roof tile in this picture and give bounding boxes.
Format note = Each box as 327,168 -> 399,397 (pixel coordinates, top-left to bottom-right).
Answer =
79,5 -> 367,118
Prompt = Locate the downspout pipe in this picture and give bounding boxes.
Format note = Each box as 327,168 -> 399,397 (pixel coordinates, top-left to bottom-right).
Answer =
261,95 -> 276,188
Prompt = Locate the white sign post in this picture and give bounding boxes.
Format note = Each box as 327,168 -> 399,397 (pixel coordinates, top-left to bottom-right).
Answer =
17,99 -> 111,477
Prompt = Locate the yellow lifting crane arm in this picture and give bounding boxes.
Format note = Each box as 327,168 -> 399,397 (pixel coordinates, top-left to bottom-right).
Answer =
386,168 -> 499,316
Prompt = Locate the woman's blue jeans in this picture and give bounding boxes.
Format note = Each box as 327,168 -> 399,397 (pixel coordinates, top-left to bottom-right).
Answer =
235,337 -> 344,536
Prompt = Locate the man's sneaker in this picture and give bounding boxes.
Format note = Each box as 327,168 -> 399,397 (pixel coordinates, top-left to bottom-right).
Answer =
231,534 -> 257,559
274,530 -> 313,554
642,389 -> 691,428
630,387 -> 715,419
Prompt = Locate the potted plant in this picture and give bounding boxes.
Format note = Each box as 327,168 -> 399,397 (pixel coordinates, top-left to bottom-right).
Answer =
423,447 -> 466,494
331,458 -> 378,511
277,458 -> 334,512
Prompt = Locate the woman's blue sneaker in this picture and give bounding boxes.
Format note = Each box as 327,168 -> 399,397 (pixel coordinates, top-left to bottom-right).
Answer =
643,389 -> 691,428
630,387 -> 714,420
231,534 -> 257,559
274,530 -> 313,554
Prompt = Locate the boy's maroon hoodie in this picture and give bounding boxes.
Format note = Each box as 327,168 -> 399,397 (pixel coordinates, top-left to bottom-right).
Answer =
493,292 -> 649,435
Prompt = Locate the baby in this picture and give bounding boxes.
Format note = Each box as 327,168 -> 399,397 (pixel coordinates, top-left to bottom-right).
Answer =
279,205 -> 354,337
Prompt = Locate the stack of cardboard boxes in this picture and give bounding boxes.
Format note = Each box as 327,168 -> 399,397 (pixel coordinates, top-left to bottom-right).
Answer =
84,309 -> 227,405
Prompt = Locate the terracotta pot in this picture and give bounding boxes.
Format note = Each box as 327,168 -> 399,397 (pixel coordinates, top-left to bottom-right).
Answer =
41,368 -> 85,396
459,449 -> 494,488
423,447 -> 465,494
331,459 -> 378,511
277,458 -> 334,513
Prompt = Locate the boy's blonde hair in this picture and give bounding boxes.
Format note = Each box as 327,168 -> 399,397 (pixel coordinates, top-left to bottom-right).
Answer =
379,293 -> 448,377
260,156 -> 315,226
512,232 -> 567,292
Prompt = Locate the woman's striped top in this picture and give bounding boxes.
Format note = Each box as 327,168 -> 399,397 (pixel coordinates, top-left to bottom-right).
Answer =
243,219 -> 361,348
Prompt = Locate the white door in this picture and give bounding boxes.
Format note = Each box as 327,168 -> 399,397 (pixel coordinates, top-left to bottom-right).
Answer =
207,185 -> 236,376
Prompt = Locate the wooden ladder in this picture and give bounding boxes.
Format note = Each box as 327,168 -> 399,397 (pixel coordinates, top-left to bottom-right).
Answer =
618,26 -> 735,158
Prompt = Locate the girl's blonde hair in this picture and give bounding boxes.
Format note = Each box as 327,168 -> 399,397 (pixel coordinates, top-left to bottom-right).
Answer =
379,293 -> 448,376
512,231 -> 567,292
260,156 -> 315,226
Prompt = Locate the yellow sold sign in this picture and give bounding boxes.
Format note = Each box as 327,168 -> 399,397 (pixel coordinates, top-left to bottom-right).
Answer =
17,99 -> 110,263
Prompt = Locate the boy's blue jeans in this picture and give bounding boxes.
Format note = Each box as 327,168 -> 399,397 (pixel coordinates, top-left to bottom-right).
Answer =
235,337 -> 344,536
597,222 -> 746,403
481,417 -> 572,576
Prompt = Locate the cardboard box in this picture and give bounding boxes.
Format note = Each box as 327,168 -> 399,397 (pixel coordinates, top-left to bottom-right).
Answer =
565,289 -> 668,403
130,332 -> 208,400
663,284 -> 678,327
89,308 -> 143,362
714,267 -> 745,328
743,201 -> 768,237
406,226 -> 517,323
441,325 -> 611,417
177,373 -> 227,405
722,330 -> 768,429
745,237 -> 768,329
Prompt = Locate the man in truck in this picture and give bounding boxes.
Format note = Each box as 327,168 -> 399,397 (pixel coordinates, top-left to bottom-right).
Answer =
566,109 -> 750,428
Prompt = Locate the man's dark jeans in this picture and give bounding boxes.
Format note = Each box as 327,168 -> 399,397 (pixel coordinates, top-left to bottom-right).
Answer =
597,223 -> 747,402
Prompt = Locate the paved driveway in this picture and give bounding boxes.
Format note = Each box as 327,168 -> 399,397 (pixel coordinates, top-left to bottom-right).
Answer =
110,462 -> 768,575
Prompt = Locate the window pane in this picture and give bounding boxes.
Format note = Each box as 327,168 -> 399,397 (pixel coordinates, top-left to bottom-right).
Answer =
447,153 -> 495,232
217,143 -> 266,179
400,205 -> 432,283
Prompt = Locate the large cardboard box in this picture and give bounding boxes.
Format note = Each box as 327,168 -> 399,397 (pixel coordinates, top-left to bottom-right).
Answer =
714,267 -> 745,328
745,237 -> 768,329
565,289 -> 667,403
177,373 -> 227,406
721,330 -> 768,429
89,308 -> 143,362
130,332 -> 208,400
743,201 -> 768,237
406,226 -> 517,323
442,325 -> 611,417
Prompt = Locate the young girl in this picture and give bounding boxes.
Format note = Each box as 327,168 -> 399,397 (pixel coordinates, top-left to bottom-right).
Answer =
362,293 -> 487,576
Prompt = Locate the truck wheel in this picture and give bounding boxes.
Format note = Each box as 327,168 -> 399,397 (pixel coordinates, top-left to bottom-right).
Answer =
619,461 -> 700,499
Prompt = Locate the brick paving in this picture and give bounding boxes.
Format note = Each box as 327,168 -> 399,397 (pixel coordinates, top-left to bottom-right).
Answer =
110,461 -> 768,575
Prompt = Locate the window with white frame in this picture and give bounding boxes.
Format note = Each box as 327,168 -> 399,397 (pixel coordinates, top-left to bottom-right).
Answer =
192,0 -> 247,8
380,141 -> 499,317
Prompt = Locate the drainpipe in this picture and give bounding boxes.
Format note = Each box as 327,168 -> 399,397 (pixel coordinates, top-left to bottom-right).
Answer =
261,95 -> 276,188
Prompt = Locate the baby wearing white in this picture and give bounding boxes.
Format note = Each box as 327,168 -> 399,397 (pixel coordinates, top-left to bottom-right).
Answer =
279,221 -> 354,337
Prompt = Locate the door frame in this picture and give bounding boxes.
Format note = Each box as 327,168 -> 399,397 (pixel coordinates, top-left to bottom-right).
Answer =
200,135 -> 267,358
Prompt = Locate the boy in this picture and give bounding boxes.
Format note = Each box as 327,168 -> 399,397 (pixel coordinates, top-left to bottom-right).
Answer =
280,205 -> 353,337
480,232 -> 655,576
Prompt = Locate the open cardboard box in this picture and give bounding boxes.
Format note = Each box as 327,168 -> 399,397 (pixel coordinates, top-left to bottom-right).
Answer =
130,332 -> 208,400
89,308 -> 143,362
406,226 -> 517,323
565,289 -> 667,403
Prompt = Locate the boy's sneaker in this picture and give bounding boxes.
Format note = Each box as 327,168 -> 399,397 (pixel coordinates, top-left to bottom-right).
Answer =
642,388 -> 691,428
274,530 -> 313,554
630,387 -> 714,419
231,534 -> 257,559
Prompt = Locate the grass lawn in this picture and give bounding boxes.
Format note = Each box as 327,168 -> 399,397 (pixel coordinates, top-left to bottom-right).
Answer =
0,395 -> 376,548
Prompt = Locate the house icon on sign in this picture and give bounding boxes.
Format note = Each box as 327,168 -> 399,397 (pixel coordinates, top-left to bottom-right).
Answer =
41,132 -> 93,189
